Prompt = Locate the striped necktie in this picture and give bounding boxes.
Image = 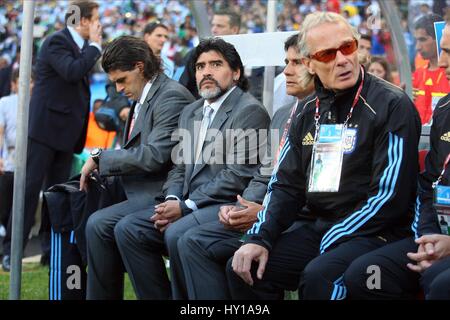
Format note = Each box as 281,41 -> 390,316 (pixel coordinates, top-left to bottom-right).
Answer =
195,105 -> 214,163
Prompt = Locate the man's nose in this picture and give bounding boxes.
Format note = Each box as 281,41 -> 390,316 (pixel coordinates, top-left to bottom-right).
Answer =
283,63 -> 293,76
116,83 -> 124,93
438,51 -> 448,68
335,50 -> 348,65
415,42 -> 422,51
202,65 -> 214,75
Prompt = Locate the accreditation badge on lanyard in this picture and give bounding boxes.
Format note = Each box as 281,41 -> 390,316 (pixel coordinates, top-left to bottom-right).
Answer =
308,66 -> 365,193
308,124 -> 345,192
433,153 -> 450,235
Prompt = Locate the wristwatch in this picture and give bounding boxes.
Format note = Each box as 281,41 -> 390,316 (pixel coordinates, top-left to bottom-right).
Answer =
90,148 -> 102,165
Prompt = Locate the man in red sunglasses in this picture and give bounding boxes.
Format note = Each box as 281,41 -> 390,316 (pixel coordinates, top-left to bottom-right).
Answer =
227,11 -> 421,300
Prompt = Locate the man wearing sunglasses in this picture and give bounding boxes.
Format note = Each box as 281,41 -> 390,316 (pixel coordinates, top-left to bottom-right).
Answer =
227,11 -> 421,300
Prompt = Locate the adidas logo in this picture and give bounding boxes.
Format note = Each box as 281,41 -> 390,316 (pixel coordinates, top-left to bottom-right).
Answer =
441,132 -> 450,142
302,132 -> 314,145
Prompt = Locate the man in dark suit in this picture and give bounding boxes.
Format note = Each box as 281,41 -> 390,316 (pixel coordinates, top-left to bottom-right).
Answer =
176,33 -> 316,299
112,38 -> 270,300
2,0 -> 102,271
84,35 -> 194,300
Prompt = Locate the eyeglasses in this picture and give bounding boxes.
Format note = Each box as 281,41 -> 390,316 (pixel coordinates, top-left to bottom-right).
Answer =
309,39 -> 358,63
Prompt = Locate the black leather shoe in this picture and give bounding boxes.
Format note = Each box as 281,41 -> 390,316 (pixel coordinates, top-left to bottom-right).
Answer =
2,255 -> 10,272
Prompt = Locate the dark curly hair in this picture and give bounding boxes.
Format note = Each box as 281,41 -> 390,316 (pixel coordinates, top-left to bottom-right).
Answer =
102,36 -> 162,80
190,37 -> 249,91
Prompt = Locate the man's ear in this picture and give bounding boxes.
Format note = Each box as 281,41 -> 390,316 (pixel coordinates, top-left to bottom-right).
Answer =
232,68 -> 241,82
143,33 -> 150,44
135,61 -> 145,73
79,16 -> 90,29
302,57 -> 315,75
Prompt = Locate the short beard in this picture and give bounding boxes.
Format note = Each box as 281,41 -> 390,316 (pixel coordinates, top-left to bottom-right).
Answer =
199,86 -> 224,100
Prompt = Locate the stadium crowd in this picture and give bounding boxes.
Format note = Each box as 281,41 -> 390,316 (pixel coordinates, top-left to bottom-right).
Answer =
1,0 -> 450,301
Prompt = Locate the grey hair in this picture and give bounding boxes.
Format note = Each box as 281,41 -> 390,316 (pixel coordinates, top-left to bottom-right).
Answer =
297,12 -> 361,87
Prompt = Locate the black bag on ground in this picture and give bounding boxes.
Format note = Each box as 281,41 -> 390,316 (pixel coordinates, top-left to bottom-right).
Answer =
43,173 -> 116,300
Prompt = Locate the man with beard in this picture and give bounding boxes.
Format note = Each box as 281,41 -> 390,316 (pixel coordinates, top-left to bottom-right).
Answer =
179,9 -> 241,98
113,38 -> 270,299
175,33 -> 315,300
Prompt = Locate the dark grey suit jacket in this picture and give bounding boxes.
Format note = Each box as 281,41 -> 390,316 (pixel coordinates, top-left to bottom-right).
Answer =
242,102 -> 296,204
98,73 -> 195,201
163,87 -> 270,220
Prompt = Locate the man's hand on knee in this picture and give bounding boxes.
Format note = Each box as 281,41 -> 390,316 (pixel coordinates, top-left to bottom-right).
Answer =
232,243 -> 268,286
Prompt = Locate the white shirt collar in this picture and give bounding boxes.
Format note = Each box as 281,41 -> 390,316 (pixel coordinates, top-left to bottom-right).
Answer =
138,81 -> 153,106
67,26 -> 85,51
202,86 -> 236,115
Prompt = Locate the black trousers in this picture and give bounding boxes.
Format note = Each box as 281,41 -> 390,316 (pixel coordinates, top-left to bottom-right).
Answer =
3,138 -> 73,256
344,236 -> 450,300
225,219 -> 388,300
421,256 -> 450,300
111,204 -> 221,300
85,195 -> 158,300
178,220 -> 308,300
0,171 -> 14,227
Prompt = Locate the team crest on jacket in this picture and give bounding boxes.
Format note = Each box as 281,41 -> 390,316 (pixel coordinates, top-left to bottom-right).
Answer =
343,128 -> 357,154
302,132 -> 314,145
441,132 -> 450,142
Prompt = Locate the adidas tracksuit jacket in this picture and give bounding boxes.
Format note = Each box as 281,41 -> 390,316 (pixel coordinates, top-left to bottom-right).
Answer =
244,70 -> 422,254
414,93 -> 450,237
342,93 -> 450,300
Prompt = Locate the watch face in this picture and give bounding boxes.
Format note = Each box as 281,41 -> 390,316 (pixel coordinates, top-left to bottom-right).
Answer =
91,148 -> 100,156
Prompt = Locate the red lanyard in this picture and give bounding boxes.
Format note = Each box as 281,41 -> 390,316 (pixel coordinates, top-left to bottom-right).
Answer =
313,66 -> 365,140
275,101 -> 298,163
433,153 -> 450,188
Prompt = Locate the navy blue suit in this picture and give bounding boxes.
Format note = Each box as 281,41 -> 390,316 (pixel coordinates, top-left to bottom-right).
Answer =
3,28 -> 101,257
29,28 -> 101,153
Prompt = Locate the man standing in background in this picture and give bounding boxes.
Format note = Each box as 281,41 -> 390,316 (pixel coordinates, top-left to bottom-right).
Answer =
1,0 -> 102,271
412,13 -> 450,124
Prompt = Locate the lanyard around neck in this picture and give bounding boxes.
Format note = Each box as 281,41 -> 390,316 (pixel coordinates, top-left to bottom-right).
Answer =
313,66 -> 365,140
433,153 -> 450,188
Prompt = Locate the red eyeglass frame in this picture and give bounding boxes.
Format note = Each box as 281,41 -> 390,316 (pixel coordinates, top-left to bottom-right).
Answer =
309,39 -> 359,63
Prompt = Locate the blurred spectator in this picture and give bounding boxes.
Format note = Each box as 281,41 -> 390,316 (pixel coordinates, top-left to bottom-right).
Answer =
342,8 -> 362,28
143,22 -> 175,78
368,55 -> 394,83
211,8 -> 241,36
84,98 -> 117,149
358,33 -> 373,68
412,13 -> 450,124
326,0 -> 341,13
299,0 -> 317,15
0,61 -> 13,99
0,69 -> 20,244
0,69 -> 34,271
377,21 -> 395,64
401,16 -> 416,67
370,28 -> 386,56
